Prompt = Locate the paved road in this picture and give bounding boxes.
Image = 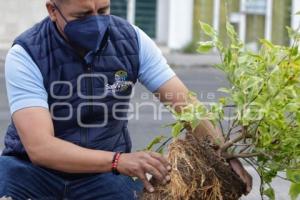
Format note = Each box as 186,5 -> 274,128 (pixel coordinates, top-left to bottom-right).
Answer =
0,58 -> 293,199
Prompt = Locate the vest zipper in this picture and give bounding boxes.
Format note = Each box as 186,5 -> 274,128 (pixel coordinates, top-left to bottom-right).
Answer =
86,65 -> 94,113
82,65 -> 93,147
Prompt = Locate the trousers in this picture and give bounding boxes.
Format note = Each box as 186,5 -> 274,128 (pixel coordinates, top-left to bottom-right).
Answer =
0,156 -> 143,200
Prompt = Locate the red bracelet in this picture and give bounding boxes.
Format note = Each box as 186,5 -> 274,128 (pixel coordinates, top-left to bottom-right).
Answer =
112,152 -> 122,175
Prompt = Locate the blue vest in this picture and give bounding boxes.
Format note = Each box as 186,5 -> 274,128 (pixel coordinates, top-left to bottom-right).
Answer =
2,16 -> 139,160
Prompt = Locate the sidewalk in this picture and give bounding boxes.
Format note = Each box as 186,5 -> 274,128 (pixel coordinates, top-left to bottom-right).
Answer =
242,167 -> 290,200
164,52 -> 221,68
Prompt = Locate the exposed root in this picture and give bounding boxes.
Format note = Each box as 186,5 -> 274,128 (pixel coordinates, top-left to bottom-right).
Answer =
142,133 -> 246,200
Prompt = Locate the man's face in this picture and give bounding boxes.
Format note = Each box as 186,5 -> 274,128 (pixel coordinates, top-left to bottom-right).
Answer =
47,0 -> 110,37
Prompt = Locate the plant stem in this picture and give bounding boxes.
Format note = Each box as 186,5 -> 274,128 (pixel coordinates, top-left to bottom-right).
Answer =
225,118 -> 238,141
155,136 -> 173,153
233,143 -> 251,146
239,143 -> 252,153
218,119 -> 225,137
221,133 -> 251,152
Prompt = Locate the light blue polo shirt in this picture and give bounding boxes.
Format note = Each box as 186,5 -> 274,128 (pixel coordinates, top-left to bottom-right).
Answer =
5,26 -> 175,114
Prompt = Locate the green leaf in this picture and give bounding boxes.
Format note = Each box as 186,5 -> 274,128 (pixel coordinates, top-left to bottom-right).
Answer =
291,46 -> 299,56
296,11 -> 300,15
219,97 -> 226,105
224,49 -> 232,64
260,39 -> 274,49
199,21 -> 216,38
286,102 -> 300,112
287,169 -> 300,183
290,183 -> 300,200
157,148 -> 164,154
263,187 -> 275,200
218,87 -> 230,93
146,136 -> 166,151
172,122 -> 184,138
188,91 -> 197,100
287,26 -> 300,40
190,118 -> 200,131
214,63 -> 225,70
226,22 -> 237,37
179,112 -> 195,122
197,41 -> 214,53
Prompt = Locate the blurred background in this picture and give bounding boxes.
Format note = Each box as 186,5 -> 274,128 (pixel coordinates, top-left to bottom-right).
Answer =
0,0 -> 299,199
0,0 -> 299,50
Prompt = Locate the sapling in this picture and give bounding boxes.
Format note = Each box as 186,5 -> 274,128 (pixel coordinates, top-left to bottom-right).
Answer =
142,18 -> 300,200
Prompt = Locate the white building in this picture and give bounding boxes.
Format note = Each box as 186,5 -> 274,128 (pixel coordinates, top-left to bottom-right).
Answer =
111,0 -> 194,50
0,0 -> 194,51
0,0 -> 299,51
115,0 -> 300,50
292,0 -> 300,30
0,0 -> 46,50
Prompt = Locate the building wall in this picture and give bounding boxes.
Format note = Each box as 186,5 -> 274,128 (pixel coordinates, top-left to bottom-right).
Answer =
156,0 -> 169,45
272,0 -> 292,45
0,0 -> 46,50
193,0 -> 214,41
0,0 -> 193,51
292,0 -> 300,31
167,0 -> 194,49
192,0 -> 293,48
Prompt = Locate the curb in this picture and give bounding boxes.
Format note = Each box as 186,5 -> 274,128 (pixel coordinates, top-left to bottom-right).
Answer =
164,53 -> 221,69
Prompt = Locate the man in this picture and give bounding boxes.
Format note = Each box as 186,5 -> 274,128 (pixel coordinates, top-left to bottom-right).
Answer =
0,0 -> 252,199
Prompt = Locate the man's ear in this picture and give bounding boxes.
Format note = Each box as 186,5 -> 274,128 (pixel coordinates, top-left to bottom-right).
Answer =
46,1 -> 57,22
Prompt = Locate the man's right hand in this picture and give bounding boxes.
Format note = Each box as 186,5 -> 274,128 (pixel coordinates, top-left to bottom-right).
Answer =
117,152 -> 171,193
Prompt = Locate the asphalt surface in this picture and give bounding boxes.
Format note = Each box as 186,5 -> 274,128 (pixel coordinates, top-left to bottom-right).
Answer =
0,56 -> 294,199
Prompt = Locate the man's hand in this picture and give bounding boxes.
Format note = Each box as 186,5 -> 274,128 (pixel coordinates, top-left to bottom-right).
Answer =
117,152 -> 171,193
229,159 -> 253,195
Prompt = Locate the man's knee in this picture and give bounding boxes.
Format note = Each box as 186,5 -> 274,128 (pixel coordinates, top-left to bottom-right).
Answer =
0,156 -> 30,180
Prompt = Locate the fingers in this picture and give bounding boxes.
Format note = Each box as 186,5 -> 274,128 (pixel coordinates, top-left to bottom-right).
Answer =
144,164 -> 165,183
145,153 -> 170,182
118,151 -> 171,193
149,152 -> 171,171
139,172 -> 154,193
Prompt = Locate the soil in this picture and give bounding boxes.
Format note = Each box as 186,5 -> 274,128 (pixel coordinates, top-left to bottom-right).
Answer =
141,132 -> 246,200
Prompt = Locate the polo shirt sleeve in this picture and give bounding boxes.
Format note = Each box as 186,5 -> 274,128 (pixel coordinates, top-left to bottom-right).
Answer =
133,26 -> 176,92
5,44 -> 48,115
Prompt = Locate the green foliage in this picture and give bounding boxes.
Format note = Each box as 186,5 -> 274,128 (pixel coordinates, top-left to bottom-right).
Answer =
199,21 -> 217,39
172,122 -> 184,137
145,136 -> 166,151
145,15 -> 300,200
287,169 -> 300,200
198,19 -> 300,199
197,41 -> 214,53
264,187 -> 275,200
